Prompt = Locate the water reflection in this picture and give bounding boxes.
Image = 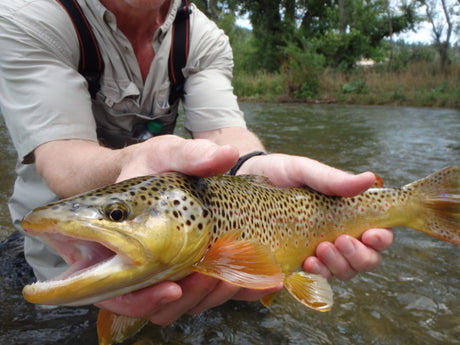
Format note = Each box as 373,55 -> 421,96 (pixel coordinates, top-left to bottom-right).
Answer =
0,104 -> 459,345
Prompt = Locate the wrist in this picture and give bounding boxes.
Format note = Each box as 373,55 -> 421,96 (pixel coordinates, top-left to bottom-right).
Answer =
227,151 -> 267,176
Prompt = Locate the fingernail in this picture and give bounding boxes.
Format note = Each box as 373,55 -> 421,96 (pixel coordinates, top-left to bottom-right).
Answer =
205,146 -> 221,160
157,296 -> 174,307
310,261 -> 322,275
339,238 -> 356,256
187,308 -> 200,316
368,234 -> 382,250
323,246 -> 336,263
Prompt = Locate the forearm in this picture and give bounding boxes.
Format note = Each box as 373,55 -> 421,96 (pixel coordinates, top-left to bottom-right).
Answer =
34,139 -> 125,198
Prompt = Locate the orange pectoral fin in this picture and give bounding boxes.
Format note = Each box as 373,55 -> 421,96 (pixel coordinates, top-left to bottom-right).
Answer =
97,309 -> 149,345
192,230 -> 284,289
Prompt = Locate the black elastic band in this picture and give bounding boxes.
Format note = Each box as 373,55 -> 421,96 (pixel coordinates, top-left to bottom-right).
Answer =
228,151 -> 267,176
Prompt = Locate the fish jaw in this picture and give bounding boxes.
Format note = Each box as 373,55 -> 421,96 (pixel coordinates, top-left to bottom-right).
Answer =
21,212 -> 211,306
22,219 -> 152,306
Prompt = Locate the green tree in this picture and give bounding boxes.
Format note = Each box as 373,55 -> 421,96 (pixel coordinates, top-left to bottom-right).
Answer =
221,0 -> 418,71
418,0 -> 459,69
310,0 -> 418,69
198,1 -> 418,72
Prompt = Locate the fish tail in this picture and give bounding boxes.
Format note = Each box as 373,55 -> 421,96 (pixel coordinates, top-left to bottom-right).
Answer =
404,166 -> 460,245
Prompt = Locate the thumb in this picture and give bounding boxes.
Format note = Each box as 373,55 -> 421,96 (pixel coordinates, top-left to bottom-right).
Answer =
170,140 -> 240,177
117,135 -> 239,182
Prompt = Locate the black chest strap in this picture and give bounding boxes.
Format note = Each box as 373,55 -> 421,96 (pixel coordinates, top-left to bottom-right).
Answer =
55,0 -> 103,99
168,0 -> 191,105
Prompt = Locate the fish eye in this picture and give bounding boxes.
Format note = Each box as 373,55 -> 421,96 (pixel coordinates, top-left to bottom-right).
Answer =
104,202 -> 129,222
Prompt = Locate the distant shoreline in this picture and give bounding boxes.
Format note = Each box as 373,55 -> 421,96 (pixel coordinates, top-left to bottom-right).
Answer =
233,61 -> 460,110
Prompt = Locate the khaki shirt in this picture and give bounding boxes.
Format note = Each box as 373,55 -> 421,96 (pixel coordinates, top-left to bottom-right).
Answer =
0,0 -> 246,280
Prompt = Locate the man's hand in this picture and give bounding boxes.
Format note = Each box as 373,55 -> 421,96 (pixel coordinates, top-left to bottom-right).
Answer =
116,135 -> 240,182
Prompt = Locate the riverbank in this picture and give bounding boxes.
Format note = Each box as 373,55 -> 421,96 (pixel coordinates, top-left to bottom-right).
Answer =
233,61 -> 460,109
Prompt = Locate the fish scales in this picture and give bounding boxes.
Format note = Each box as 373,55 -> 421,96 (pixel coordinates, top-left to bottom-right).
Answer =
20,166 -> 460,345
194,175 -> 413,272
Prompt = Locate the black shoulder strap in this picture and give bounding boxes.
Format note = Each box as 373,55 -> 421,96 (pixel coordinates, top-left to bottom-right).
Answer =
55,0 -> 103,99
168,0 -> 191,105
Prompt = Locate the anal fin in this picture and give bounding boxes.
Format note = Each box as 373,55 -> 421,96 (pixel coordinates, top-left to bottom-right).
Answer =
97,309 -> 149,345
284,271 -> 333,312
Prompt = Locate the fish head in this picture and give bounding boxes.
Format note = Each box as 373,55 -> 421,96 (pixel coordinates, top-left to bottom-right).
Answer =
22,173 -> 212,306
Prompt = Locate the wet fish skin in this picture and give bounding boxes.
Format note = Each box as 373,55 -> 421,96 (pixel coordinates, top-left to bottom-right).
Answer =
21,166 -> 460,345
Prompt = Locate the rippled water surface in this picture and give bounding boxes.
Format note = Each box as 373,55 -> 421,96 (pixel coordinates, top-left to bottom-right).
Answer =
1,103 -> 459,345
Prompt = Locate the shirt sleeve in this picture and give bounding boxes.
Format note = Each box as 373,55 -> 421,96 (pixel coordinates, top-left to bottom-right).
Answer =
182,6 -> 247,133
0,1 -> 98,163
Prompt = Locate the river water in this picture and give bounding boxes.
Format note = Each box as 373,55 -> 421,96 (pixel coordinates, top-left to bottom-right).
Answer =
0,103 -> 459,345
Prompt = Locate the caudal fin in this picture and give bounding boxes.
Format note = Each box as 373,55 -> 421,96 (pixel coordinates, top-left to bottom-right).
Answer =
404,166 -> 460,245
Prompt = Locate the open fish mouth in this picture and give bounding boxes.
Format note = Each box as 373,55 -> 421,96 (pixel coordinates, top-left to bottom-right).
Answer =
36,232 -> 120,285
21,224 -> 145,306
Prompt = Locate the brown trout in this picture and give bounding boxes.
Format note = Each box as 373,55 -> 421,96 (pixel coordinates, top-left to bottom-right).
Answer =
21,166 -> 460,345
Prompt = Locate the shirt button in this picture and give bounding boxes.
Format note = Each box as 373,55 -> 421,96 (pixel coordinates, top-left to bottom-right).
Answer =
105,98 -> 114,107
104,12 -> 113,24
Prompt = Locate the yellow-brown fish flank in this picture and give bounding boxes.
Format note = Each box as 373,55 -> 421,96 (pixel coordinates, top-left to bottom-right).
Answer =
197,177 -> 413,259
